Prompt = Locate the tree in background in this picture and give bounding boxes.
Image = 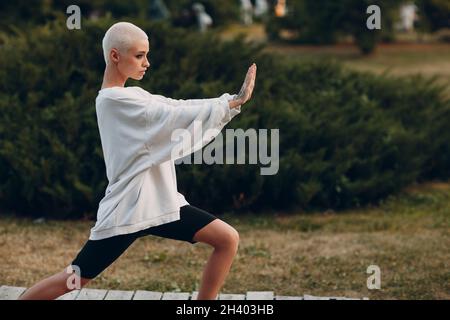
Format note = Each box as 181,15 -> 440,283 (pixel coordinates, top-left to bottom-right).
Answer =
266,0 -> 404,54
416,0 -> 450,32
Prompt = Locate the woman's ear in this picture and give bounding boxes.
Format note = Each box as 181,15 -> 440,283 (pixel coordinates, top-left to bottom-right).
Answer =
110,48 -> 120,64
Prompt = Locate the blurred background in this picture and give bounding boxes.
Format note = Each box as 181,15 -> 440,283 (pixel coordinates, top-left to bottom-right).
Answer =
0,1 -> 449,299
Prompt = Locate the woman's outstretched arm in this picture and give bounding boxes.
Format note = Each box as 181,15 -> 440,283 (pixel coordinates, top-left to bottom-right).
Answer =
149,63 -> 257,110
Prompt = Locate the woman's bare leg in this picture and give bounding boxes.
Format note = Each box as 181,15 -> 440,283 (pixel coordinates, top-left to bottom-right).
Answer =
18,267 -> 91,300
192,219 -> 240,300
19,219 -> 239,300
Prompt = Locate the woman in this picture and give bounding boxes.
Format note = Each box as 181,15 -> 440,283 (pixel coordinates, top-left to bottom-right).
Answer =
19,21 -> 257,300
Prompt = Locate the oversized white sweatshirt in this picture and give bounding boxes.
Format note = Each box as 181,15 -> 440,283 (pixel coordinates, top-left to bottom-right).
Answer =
89,86 -> 241,240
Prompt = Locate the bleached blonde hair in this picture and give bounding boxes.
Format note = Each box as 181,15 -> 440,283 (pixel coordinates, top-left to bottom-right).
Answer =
102,22 -> 148,65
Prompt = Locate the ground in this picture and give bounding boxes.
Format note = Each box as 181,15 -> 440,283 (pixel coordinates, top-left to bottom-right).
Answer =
1,180 -> 449,299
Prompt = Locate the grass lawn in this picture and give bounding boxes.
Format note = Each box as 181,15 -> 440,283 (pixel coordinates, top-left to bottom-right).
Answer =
0,180 -> 449,299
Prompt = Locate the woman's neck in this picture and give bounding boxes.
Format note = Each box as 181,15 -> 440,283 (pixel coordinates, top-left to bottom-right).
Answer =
101,65 -> 127,89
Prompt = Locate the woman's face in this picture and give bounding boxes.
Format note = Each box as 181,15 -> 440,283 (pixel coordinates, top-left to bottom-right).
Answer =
114,38 -> 150,80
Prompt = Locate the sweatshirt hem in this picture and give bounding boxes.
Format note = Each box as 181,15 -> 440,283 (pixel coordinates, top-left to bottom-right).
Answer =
89,210 -> 181,240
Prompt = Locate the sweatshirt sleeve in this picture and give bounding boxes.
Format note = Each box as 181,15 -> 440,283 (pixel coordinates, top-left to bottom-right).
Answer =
142,93 -> 241,166
151,92 -> 238,108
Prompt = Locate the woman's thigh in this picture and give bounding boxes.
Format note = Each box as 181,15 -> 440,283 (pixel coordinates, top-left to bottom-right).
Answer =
71,232 -> 139,279
70,205 -> 227,279
138,204 -> 218,244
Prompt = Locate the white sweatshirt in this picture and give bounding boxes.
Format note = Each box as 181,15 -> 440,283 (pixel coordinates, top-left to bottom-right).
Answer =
89,86 -> 241,240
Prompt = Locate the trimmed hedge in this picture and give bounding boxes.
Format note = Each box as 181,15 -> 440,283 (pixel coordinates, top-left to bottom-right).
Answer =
0,17 -> 448,218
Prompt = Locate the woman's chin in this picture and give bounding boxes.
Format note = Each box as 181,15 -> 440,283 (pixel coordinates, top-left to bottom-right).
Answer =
131,74 -> 144,80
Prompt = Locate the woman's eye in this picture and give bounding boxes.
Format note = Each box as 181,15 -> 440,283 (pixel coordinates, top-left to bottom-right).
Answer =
136,55 -> 143,58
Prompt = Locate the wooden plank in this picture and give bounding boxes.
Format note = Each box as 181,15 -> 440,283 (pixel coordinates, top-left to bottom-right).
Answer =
75,288 -> 108,300
303,294 -> 367,300
0,286 -> 27,300
161,292 -> 190,300
57,290 -> 81,300
104,290 -> 134,300
218,293 -> 246,300
191,291 -> 218,300
246,291 -> 274,300
132,290 -> 162,300
328,297 -> 361,300
303,294 -> 333,300
275,295 -> 304,300
0,285 -> 368,301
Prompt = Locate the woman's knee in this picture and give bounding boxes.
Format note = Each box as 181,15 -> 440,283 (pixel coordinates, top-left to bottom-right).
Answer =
213,223 -> 240,251
193,219 -> 240,250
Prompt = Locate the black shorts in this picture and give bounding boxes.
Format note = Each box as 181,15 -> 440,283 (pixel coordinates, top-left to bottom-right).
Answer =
71,204 -> 218,279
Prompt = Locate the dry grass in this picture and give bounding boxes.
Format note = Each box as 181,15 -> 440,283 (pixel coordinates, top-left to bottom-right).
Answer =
0,180 -> 449,299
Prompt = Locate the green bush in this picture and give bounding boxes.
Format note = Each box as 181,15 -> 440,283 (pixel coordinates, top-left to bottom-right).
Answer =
251,60 -> 450,211
0,17 -> 448,218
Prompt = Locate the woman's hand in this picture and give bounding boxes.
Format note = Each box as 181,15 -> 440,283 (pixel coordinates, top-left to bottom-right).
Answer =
230,63 -> 257,109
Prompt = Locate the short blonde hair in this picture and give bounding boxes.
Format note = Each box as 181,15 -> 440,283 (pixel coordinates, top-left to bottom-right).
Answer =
102,22 -> 148,65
